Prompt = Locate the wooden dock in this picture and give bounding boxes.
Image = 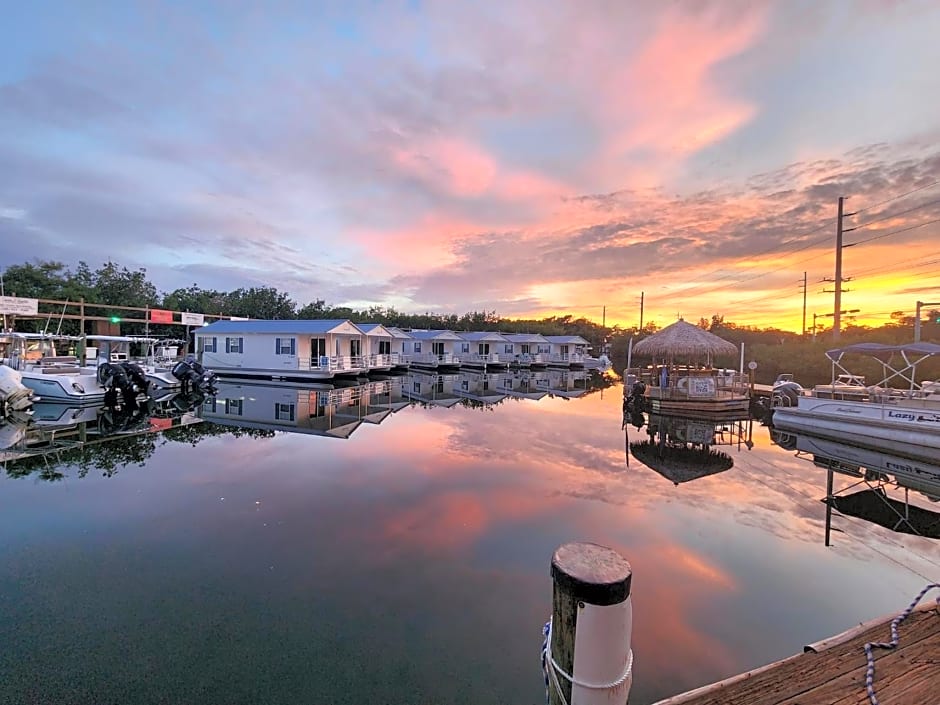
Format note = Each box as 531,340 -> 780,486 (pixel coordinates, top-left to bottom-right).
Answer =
653,602 -> 940,705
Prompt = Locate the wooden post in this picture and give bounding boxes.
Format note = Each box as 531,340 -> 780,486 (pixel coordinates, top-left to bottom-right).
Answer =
548,542 -> 633,705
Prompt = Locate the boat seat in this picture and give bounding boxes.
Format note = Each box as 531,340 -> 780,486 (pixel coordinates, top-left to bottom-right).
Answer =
41,366 -> 81,374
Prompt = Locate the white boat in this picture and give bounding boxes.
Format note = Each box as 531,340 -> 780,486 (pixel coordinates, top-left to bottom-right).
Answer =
773,342 -> 940,452
0,364 -> 37,419
0,333 -> 149,405
84,335 -> 183,390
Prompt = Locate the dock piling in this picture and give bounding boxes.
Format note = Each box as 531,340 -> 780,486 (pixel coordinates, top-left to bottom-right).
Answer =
547,542 -> 633,705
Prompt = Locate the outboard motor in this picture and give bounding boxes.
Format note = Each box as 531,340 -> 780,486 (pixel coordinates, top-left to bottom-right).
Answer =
0,365 -> 35,416
120,362 -> 151,397
771,381 -> 803,408
623,379 -> 647,413
172,357 -> 218,395
98,362 -> 140,409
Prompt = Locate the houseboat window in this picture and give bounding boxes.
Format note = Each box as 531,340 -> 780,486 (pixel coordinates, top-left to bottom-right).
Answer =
225,399 -> 243,416
225,337 -> 243,354
432,342 -> 445,356
460,380 -> 469,391
460,343 -> 470,353
201,337 -> 218,353
413,381 -> 421,393
561,345 -> 569,354
538,345 -> 551,354
379,341 -> 390,354
274,402 -> 295,422
479,343 -> 490,355
414,342 -> 422,353
203,398 -> 217,413
275,337 -> 296,355
504,344 -> 513,354
521,344 -> 530,354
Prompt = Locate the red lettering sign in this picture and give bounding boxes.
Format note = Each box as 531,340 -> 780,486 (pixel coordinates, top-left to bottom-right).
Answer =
149,309 -> 174,324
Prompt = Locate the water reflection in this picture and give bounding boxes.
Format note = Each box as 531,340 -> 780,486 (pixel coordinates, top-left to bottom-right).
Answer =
793,432 -> 940,543
626,411 -> 753,485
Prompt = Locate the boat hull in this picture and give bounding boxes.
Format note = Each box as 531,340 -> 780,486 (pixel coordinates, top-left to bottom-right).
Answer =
773,397 -> 940,452
20,373 -> 107,404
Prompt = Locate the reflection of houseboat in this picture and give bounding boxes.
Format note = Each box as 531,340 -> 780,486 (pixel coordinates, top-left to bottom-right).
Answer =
539,369 -> 592,399
773,342 -> 940,453
496,369 -> 548,401
402,372 -> 463,407
196,320 -> 370,381
204,381 -> 401,439
626,320 -> 748,415
451,370 -> 509,405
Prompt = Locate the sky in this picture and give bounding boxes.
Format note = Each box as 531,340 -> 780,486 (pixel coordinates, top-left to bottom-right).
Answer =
1,0 -> 939,332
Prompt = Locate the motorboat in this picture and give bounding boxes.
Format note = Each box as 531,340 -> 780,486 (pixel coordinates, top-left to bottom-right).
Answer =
773,342 -> 940,453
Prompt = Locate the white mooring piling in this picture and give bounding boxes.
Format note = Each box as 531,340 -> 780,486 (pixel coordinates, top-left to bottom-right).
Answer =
546,542 -> 633,705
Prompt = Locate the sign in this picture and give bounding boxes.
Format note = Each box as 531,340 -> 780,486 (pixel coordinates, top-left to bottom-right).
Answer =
180,312 -> 204,326
228,315 -> 251,321
748,361 -> 758,370
0,296 -> 39,315
150,308 -> 174,324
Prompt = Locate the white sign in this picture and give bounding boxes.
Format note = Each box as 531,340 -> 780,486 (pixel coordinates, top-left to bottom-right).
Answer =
748,361 -> 758,370
228,315 -> 251,321
181,312 -> 204,326
0,296 -> 39,315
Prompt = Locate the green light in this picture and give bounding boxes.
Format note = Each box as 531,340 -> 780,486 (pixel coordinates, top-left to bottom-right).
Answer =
110,316 -> 120,323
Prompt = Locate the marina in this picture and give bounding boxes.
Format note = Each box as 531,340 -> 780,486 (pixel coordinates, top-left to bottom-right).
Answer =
1,373 -> 938,704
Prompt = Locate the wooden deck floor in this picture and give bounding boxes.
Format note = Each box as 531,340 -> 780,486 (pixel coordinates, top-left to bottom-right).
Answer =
653,604 -> 940,705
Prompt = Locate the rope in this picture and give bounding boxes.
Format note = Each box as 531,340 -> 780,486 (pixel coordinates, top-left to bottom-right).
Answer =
863,583 -> 940,705
540,618 -> 633,705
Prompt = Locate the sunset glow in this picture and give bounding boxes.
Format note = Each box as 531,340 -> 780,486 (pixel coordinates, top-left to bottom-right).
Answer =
1,1 -> 939,331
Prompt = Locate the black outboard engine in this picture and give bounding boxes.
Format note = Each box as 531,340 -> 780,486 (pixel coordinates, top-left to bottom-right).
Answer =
772,381 -> 802,408
120,362 -> 151,397
172,357 -> 219,396
624,379 -> 647,413
98,362 -> 140,409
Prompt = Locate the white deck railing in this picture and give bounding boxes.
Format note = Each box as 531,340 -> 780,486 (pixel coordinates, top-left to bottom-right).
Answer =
455,352 -> 503,365
299,355 -> 369,372
407,352 -> 461,366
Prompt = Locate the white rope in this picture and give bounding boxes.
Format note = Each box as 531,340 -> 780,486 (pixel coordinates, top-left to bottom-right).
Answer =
541,618 -> 633,705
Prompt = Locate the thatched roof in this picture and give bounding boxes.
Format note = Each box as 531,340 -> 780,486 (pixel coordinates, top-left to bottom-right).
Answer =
630,440 -> 733,485
633,320 -> 738,359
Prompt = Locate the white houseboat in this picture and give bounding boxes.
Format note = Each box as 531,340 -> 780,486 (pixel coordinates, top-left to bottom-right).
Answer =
772,342 -> 940,453
195,319 -> 370,381
403,330 -> 462,369
501,333 -> 550,367
454,331 -> 509,368
385,327 -> 415,369
543,335 -> 591,366
356,323 -> 404,372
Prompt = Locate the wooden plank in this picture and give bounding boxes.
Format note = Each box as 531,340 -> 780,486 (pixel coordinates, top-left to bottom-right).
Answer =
654,608 -> 940,705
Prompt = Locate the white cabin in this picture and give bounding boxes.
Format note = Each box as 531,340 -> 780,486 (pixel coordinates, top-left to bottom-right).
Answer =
386,327 -> 415,368
454,331 -> 509,368
357,323 -> 405,371
195,319 -> 369,380
501,333 -> 551,367
542,335 -> 591,366
404,330 -> 462,369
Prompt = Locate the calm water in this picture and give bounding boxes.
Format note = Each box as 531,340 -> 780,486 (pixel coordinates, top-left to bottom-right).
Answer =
1,372 -> 938,705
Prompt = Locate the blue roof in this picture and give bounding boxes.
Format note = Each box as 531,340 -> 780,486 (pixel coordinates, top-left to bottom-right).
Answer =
503,333 -> 550,343
357,323 -> 393,336
544,335 -> 591,345
407,329 -> 463,341
456,331 -> 509,342
198,319 -> 360,335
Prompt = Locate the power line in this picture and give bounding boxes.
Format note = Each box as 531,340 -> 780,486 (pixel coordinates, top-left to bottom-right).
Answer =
847,217 -> 940,247
852,179 -> 940,215
847,197 -> 940,232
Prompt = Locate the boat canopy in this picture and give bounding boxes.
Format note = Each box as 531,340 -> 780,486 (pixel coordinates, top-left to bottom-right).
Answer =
825,342 -> 940,363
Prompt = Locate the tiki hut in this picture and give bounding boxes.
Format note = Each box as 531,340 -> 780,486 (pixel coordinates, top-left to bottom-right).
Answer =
632,319 -> 738,362
627,320 -> 748,414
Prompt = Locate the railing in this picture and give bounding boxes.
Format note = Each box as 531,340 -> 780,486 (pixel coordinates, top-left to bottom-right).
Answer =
625,367 -> 750,400
455,352 -> 502,365
407,352 -> 461,365
299,355 -> 368,372
547,352 -> 585,365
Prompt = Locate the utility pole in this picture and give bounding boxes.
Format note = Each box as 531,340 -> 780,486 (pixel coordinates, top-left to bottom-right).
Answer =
822,197 -> 856,341
915,300 -> 940,342
602,305 -> 606,329
639,291 -> 644,331
799,272 -> 807,337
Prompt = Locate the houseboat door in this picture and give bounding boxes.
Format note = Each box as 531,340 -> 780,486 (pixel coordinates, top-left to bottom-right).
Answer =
521,344 -> 530,354
432,342 -> 445,358
478,343 -> 490,355
350,339 -> 361,357
311,337 -> 327,363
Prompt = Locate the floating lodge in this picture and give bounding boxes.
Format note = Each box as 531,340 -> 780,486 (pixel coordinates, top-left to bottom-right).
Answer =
194,320 -> 599,381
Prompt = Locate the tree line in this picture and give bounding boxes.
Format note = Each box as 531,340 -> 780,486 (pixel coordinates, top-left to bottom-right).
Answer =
3,259 -> 938,385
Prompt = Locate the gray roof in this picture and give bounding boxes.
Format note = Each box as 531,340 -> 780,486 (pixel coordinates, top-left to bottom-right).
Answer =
407,329 -> 463,341
385,327 -> 414,340
357,323 -> 394,337
456,331 -> 510,342
198,319 -> 361,335
543,335 -> 591,345
502,333 -> 550,343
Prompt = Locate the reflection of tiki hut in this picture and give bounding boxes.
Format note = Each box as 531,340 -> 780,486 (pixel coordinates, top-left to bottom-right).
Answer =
630,440 -> 734,485
629,320 -> 747,414
825,489 -> 940,539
